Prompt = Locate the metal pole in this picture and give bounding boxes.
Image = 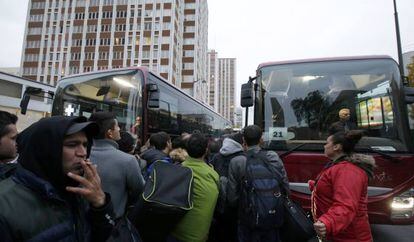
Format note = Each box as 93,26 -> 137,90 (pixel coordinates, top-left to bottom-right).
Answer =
245,107 -> 249,127
393,0 -> 404,76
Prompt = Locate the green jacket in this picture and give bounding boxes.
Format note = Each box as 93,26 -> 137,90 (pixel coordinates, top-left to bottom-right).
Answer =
171,157 -> 219,242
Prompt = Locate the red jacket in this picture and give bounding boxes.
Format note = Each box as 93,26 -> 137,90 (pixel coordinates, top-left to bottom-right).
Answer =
309,154 -> 375,242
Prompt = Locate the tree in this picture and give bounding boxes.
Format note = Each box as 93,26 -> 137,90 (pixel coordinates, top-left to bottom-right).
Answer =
407,56 -> 414,87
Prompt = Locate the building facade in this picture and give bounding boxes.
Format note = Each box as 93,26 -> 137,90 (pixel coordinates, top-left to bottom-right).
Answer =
20,0 -> 208,102
207,49 -> 218,111
217,57 -> 236,123
180,0 -> 208,103
0,71 -> 53,131
207,50 -> 237,124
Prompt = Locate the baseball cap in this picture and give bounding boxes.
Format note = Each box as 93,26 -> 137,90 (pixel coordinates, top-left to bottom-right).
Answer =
66,121 -> 99,137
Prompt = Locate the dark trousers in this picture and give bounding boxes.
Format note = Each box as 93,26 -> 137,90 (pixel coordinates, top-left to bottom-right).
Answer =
237,224 -> 280,242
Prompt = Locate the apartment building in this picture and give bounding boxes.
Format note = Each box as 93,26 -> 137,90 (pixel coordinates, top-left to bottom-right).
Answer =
207,49 -> 218,111
217,58 -> 236,123
21,0 -> 208,102
180,0 -> 208,102
207,50 -> 236,124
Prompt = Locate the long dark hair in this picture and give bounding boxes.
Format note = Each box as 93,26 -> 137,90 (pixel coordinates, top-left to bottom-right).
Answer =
331,130 -> 364,154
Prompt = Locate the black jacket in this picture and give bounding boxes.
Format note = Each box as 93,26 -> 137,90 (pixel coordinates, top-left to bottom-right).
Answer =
0,116 -> 115,242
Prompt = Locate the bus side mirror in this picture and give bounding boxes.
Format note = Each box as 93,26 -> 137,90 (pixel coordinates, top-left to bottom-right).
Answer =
20,94 -> 31,114
147,83 -> 159,109
20,87 -> 43,114
241,82 -> 254,107
404,86 -> 414,104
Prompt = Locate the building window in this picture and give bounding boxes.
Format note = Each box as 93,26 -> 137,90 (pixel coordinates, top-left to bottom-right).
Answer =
183,50 -> 194,57
142,50 -> 150,59
101,24 -> 111,32
69,66 -> 79,74
102,11 -> 113,19
144,22 -> 152,31
83,66 -> 92,72
85,52 -> 95,60
86,39 -> 96,46
28,27 -> 42,35
114,38 -> 125,45
74,13 -> 85,20
99,52 -> 109,59
100,38 -> 111,45
103,0 -> 114,5
73,25 -> 83,33
27,40 -> 41,48
89,12 -> 99,19
31,1 -> 45,9
29,14 -> 44,22
115,24 -> 126,32
116,11 -> 127,18
113,51 -> 124,60
71,52 -> 81,60
87,25 -> 97,32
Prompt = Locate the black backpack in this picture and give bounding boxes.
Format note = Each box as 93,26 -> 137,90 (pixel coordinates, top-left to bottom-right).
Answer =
211,151 -> 244,177
239,151 -> 285,230
130,161 -> 193,242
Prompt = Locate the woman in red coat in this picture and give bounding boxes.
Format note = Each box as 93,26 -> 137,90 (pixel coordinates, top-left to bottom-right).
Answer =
309,130 -> 375,242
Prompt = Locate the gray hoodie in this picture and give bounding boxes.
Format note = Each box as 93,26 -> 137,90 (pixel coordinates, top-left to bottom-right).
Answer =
219,138 -> 244,156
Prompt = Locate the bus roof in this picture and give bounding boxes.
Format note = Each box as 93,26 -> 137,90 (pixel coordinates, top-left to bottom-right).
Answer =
257,55 -> 396,69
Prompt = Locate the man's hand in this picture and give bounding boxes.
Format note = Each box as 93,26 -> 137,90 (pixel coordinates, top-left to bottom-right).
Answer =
314,220 -> 327,238
66,159 -> 106,208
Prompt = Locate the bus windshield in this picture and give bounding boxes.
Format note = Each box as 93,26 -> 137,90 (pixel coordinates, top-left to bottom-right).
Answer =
259,58 -> 408,152
52,69 -> 143,131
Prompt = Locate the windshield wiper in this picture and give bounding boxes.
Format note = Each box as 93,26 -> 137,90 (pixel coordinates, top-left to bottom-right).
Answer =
359,147 -> 401,163
279,143 -> 308,158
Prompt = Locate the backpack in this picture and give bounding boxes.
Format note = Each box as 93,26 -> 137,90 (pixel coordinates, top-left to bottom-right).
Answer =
211,151 -> 244,177
130,161 -> 193,241
143,156 -> 172,180
239,151 -> 285,230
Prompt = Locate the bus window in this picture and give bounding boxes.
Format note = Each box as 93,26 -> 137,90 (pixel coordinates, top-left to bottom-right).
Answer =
258,58 -> 407,152
52,70 -> 143,132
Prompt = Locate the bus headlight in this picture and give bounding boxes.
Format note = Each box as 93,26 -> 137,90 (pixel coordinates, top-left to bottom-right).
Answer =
391,188 -> 414,219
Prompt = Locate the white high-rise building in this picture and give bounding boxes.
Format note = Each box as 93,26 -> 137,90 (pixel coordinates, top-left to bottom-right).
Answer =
207,49 -> 218,111
180,0 -> 208,103
207,50 -> 237,123
20,0 -> 208,102
217,57 -> 236,123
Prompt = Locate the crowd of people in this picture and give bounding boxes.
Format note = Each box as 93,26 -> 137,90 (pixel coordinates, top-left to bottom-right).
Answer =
0,110 -> 375,242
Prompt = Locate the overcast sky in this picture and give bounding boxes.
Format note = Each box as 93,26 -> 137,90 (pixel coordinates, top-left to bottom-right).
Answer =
1,0 -> 413,105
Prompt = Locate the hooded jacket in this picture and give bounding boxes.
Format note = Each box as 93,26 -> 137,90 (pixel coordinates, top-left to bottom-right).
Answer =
310,154 -> 375,242
0,116 -> 115,242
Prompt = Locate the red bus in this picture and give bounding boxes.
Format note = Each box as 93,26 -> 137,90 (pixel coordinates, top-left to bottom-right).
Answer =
240,55 -> 414,224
